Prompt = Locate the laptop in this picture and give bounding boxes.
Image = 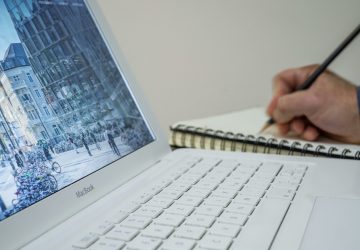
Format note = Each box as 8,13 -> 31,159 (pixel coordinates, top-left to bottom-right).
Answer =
1,1 -> 359,249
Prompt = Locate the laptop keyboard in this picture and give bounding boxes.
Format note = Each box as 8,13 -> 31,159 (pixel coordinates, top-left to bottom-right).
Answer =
72,156 -> 307,250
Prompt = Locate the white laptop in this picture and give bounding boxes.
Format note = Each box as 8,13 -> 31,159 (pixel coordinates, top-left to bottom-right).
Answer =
1,1 -> 360,250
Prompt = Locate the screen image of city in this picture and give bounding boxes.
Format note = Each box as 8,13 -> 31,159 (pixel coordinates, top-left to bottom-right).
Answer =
0,0 -> 154,220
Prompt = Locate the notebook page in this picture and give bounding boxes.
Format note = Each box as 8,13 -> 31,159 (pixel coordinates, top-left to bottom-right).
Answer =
172,107 -> 268,135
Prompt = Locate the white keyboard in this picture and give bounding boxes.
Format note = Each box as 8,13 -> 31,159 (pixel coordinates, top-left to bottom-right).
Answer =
73,156 -> 307,250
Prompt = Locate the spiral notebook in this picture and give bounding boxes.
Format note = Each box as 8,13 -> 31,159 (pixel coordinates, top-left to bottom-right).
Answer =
169,107 -> 360,160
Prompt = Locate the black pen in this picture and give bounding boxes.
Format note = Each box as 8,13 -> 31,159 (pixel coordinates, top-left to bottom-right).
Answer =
263,23 -> 360,131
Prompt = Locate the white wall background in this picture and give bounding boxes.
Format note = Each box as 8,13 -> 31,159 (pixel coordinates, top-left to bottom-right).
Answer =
97,0 -> 360,132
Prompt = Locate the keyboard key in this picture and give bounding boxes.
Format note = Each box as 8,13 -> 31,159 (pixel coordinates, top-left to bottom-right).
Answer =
200,158 -> 221,166
157,189 -> 184,200
132,192 -> 154,204
173,225 -> 206,240
217,211 -> 247,226
155,213 -> 184,227
233,194 -> 259,206
185,213 -> 215,228
245,180 -> 270,190
141,223 -> 174,239
157,178 -> 173,189
106,225 -> 138,242
239,186 -> 265,198
167,203 -> 194,216
232,198 -> 290,250
88,238 -> 124,250
266,187 -> 296,200
186,187 -> 212,198
258,162 -> 282,174
120,215 -> 152,229
133,205 -> 163,218
211,188 -> 237,199
198,234 -> 232,250
226,202 -> 254,216
119,202 -> 140,213
216,159 -> 239,169
196,204 -> 223,216
209,221 -> 241,238
161,236 -> 195,250
73,234 -> 99,249
167,182 -> 192,193
203,196 -> 231,208
176,194 -> 203,207
219,179 -> 245,191
91,220 -> 114,235
146,197 -> 173,208
126,235 -> 161,250
176,175 -> 201,185
108,211 -> 128,224
193,180 -> 219,191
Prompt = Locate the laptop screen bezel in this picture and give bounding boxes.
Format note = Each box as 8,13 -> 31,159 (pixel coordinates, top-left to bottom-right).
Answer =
0,1 -> 171,249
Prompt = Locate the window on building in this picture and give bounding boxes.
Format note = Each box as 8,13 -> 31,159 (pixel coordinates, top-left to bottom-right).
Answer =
4,0 -> 16,10
53,125 -> 60,136
25,39 -> 36,54
61,41 -> 71,56
10,7 -> 22,22
48,6 -> 60,21
13,75 -> 20,82
47,28 -> 58,43
39,32 -> 50,47
32,16 -> 44,32
27,111 -> 34,120
43,106 -> 50,116
40,131 -> 47,139
53,45 -> 65,60
24,21 -> 35,35
32,36 -> 44,50
19,2 -> 31,19
45,50 -> 57,64
40,11 -> 51,26
34,89 -> 41,98
26,73 -> 33,82
54,22 -> 66,38
26,0 -> 38,12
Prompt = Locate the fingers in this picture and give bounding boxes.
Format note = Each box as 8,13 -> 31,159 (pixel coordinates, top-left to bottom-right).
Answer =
267,65 -> 319,116
277,118 -> 320,141
272,90 -> 317,123
289,118 -> 320,141
272,64 -> 319,94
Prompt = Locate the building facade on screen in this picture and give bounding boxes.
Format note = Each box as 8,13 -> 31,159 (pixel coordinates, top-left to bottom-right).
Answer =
3,0 -> 146,141
0,43 -> 61,152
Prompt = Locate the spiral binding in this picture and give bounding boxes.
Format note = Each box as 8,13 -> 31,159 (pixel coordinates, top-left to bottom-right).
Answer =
302,143 -> 314,156
289,142 -> 301,155
254,136 -> 266,153
328,146 -> 338,157
276,139 -> 289,155
171,124 -> 360,160
261,138 -> 275,154
241,135 -> 255,152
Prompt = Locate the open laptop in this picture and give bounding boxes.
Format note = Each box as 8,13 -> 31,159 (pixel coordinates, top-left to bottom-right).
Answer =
1,1 -> 359,249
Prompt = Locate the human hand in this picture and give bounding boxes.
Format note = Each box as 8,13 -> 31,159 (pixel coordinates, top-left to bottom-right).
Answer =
266,64 -> 360,144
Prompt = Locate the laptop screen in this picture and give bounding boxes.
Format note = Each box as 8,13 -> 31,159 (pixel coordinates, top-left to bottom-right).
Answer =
0,0 -> 155,221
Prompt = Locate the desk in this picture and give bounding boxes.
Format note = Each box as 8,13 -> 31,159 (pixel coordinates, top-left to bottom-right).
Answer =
98,0 -> 360,132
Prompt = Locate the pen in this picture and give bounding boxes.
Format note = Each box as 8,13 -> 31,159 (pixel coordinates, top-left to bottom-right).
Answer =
263,23 -> 360,130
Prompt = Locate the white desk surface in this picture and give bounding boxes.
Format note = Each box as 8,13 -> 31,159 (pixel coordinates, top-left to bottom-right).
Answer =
98,0 -> 360,132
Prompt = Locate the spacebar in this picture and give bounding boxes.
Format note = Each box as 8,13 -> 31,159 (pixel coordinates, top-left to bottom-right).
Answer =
231,198 -> 290,250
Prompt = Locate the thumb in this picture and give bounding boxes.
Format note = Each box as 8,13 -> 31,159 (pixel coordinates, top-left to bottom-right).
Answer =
273,90 -> 317,123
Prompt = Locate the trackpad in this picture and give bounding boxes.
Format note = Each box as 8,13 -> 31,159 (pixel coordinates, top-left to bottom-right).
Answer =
300,197 -> 360,250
